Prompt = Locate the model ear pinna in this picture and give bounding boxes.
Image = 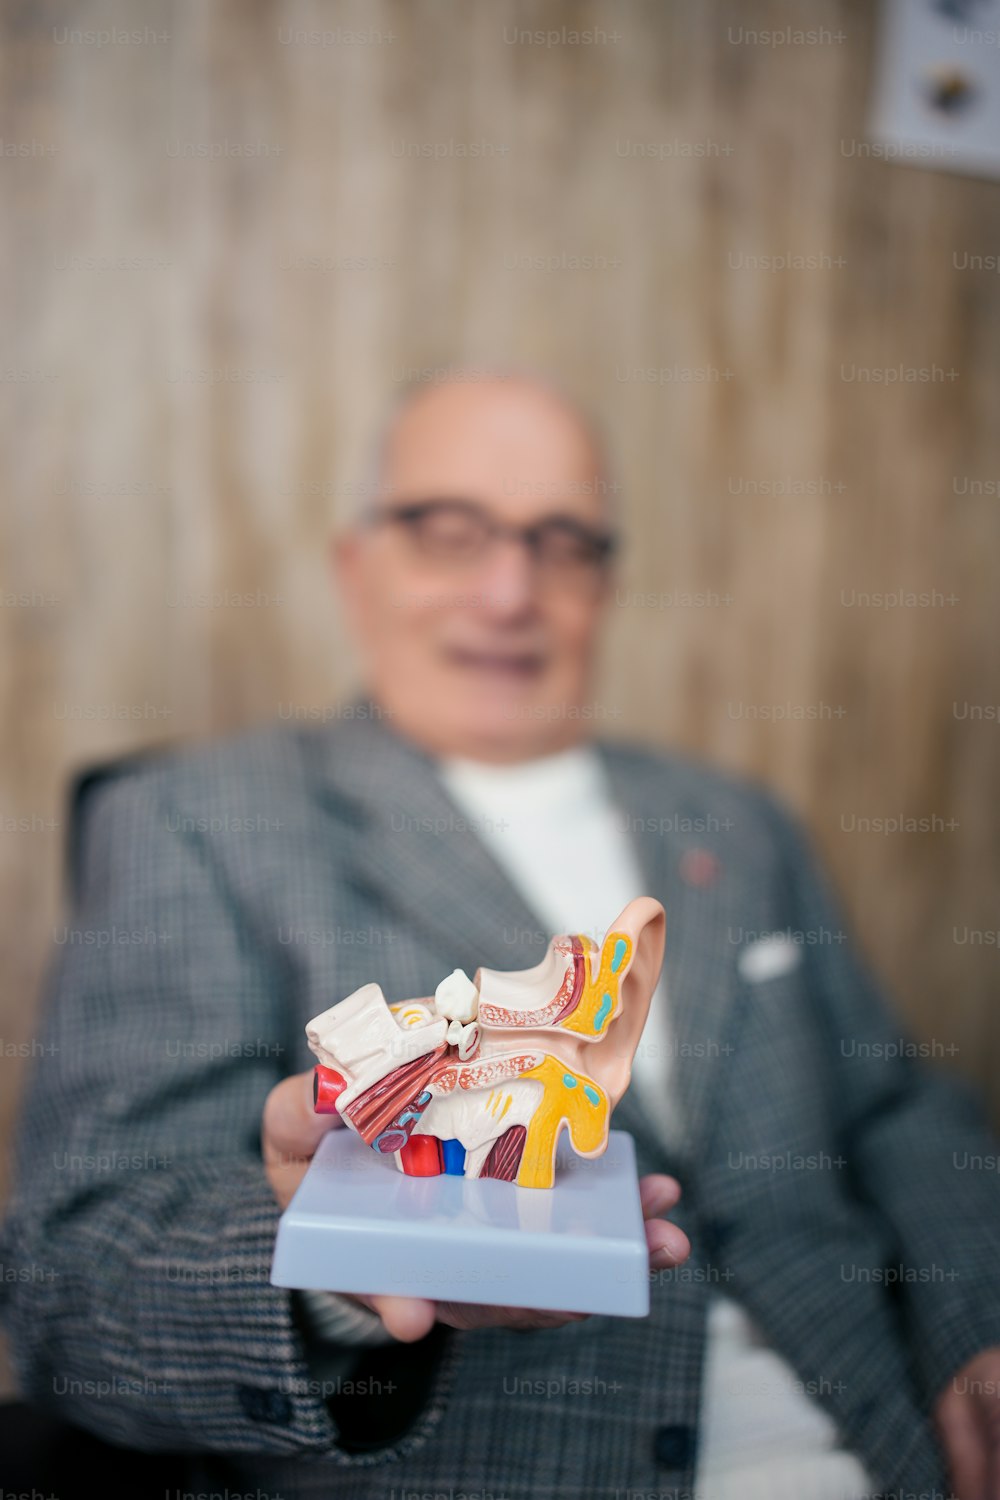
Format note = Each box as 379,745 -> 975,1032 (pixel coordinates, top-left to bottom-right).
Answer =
305,897 -> 665,1189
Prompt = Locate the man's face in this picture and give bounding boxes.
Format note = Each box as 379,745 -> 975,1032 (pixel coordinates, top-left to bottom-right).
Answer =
334,378 -> 614,762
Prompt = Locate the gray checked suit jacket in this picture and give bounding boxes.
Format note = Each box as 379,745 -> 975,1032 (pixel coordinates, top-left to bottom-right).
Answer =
3,706 -> 999,1499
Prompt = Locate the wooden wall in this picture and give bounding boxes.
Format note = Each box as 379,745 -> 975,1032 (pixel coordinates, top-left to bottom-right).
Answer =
2,0 -> 998,1258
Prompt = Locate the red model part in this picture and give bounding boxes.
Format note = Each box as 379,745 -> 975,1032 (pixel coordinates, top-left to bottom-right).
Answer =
399,1134 -> 443,1176
313,1063 -> 347,1113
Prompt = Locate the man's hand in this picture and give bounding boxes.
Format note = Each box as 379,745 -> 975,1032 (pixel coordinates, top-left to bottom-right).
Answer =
262,1070 -> 692,1342
934,1347 -> 1000,1500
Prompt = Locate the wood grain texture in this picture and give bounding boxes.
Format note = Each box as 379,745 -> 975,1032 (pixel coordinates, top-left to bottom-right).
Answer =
1,0 -> 998,1245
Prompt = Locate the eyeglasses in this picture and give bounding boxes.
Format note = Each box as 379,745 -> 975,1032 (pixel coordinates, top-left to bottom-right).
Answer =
368,498 -> 617,580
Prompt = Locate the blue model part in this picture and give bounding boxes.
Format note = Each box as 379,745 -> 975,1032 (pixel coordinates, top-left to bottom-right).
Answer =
441,1137 -> 467,1176
593,991 -> 613,1031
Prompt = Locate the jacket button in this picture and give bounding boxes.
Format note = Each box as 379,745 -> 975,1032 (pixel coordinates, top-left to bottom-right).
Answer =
237,1385 -> 293,1425
653,1423 -> 696,1468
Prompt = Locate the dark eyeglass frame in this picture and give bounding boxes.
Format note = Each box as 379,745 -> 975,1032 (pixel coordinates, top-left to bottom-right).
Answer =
367,497 -> 618,571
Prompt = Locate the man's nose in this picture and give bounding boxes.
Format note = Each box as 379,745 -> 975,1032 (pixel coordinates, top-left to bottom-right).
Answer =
473,535 -> 540,617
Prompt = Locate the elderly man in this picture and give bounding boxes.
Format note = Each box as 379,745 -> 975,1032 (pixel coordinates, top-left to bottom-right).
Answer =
3,373 -> 999,1500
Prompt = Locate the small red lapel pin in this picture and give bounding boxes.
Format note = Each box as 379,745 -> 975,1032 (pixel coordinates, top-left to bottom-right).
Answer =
679,847 -> 721,888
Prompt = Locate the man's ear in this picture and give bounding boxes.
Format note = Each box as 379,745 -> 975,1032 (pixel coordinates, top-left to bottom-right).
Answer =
330,527 -> 365,633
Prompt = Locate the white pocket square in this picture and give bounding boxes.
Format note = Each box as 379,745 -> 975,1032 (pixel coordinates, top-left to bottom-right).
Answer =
737,933 -> 803,983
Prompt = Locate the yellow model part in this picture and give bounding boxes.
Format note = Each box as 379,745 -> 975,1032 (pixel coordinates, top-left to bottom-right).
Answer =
515,1053 -> 609,1189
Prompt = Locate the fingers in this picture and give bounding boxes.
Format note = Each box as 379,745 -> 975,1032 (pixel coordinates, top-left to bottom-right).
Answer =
348,1290 -> 590,1338
433,1302 -> 589,1333
645,1216 -> 690,1270
262,1069 -> 343,1169
639,1172 -> 690,1270
639,1173 -> 682,1218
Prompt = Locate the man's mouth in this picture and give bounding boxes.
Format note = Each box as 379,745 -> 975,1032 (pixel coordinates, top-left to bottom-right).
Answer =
442,645 -> 546,680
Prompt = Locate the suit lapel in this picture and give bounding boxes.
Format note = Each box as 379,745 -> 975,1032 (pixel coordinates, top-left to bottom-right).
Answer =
595,743 -> 746,1164
313,709 -> 551,978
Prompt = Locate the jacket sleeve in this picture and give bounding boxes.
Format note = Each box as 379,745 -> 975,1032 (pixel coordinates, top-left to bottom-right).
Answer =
0,769 -> 420,1457
763,790 -> 1000,1401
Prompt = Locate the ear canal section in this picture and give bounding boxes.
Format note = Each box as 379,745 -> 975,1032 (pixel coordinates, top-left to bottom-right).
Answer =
582,897 -> 666,1107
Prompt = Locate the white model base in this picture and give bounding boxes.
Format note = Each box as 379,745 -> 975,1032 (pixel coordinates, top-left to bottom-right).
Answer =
270,1127 -> 650,1318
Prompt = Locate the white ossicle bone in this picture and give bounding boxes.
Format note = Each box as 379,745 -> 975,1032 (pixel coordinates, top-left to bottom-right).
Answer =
446,1018 -> 481,1060
434,967 -> 480,1023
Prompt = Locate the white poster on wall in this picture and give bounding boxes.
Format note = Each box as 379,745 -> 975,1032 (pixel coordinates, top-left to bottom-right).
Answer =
870,0 -> 1000,178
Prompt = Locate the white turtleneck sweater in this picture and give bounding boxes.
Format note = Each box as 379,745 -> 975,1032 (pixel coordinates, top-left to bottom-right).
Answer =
300,743 -> 873,1500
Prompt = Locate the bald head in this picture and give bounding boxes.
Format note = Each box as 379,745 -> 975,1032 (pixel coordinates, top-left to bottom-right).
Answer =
367,371 -> 613,528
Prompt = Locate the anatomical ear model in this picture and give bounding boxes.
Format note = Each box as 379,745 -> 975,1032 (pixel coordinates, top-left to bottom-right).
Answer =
305,898 -> 666,1189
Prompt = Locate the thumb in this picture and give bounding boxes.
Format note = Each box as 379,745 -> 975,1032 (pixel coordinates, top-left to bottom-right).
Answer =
357,1294 -> 437,1343
263,1068 -> 344,1166
262,1069 -> 344,1207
